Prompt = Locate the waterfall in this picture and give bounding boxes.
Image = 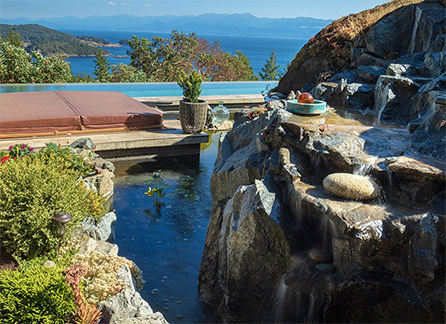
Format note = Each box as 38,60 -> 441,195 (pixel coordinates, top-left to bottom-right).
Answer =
353,163 -> 374,176
310,154 -> 321,178
319,213 -> 337,252
353,156 -> 377,176
269,256 -> 326,323
271,275 -> 289,323
294,194 -> 304,229
386,169 -> 393,193
374,76 -> 396,122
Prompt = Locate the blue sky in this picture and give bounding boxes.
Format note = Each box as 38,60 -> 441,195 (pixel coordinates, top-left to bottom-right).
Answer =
1,0 -> 390,20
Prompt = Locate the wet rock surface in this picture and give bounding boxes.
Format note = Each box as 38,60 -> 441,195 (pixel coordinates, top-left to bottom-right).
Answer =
200,107 -> 445,323
199,178 -> 290,323
201,2 -> 446,322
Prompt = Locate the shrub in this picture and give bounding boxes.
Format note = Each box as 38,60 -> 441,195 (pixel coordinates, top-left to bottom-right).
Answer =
0,260 -> 75,324
177,69 -> 202,103
71,251 -> 144,305
0,155 -> 104,260
38,142 -> 94,177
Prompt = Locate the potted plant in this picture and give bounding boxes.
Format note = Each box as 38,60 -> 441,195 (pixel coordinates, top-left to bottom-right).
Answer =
177,70 -> 208,134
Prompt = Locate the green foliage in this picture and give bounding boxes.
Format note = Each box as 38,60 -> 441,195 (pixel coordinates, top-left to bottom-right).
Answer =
1,29 -> 22,48
77,35 -> 110,45
39,142 -> 94,177
0,260 -> 75,324
0,24 -> 109,57
71,71 -> 96,83
0,40 -> 72,83
177,69 -> 203,102
128,30 -> 258,82
259,49 -> 281,81
109,63 -> 148,82
93,49 -> 111,82
144,187 -> 166,206
0,150 -> 103,260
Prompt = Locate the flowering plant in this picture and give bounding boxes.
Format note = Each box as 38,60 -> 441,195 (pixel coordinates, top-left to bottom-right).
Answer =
7,143 -> 34,159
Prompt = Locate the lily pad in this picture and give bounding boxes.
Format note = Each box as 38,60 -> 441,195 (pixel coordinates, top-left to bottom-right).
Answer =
174,188 -> 190,195
166,192 -> 178,199
179,175 -> 193,181
185,193 -> 200,201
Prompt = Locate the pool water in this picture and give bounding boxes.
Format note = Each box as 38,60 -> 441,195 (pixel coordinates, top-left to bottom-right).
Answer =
0,81 -> 277,98
111,132 -> 222,323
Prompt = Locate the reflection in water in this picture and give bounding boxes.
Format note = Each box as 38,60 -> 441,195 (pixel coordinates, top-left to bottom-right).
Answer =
112,132 -> 223,324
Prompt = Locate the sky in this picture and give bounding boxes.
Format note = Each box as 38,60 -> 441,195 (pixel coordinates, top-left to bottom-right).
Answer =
1,0 -> 390,20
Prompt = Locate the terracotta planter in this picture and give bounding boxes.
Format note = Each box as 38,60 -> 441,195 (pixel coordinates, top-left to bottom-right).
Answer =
179,99 -> 208,134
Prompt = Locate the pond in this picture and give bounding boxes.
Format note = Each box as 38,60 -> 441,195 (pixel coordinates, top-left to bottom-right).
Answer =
111,132 -> 222,323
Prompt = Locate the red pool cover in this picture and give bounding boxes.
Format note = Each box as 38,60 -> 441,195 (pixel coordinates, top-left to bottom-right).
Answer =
0,91 -> 163,137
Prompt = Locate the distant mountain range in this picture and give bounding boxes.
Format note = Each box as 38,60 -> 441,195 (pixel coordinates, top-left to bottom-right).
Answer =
2,13 -> 332,38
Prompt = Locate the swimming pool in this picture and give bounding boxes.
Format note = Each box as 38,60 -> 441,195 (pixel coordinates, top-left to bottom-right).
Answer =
0,81 -> 278,98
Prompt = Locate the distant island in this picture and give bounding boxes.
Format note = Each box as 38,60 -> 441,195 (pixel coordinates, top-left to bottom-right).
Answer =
2,13 -> 332,39
0,24 -> 120,57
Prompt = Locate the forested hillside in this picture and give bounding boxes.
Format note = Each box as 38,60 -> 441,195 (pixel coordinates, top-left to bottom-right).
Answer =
0,24 -> 110,56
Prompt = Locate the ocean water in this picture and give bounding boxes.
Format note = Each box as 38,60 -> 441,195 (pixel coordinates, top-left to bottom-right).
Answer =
60,29 -> 307,76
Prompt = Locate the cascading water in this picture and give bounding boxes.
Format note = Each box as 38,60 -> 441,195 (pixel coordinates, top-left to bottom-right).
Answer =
353,157 -> 377,176
319,213 -> 337,252
374,77 -> 396,122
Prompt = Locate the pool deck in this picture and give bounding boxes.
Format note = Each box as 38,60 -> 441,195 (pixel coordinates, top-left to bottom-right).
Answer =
0,94 -> 261,161
0,119 -> 210,162
136,94 -> 264,108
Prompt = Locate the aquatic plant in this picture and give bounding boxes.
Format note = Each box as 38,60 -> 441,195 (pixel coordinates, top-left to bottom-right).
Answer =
144,187 -> 166,206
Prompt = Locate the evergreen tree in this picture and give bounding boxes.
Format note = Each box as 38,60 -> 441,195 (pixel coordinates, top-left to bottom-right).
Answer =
2,29 -> 22,48
93,49 -> 111,82
259,49 -> 281,81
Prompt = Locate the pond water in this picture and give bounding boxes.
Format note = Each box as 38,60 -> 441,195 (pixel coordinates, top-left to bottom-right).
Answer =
111,132 -> 222,323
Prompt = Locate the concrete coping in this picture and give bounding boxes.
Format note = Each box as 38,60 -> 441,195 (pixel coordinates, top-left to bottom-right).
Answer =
135,94 -> 265,107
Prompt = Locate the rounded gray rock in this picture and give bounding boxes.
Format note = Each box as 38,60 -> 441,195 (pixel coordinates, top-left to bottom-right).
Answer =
323,173 -> 381,200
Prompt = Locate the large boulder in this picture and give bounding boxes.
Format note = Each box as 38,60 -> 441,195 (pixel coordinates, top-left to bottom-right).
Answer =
78,212 -> 117,242
199,179 -> 290,322
210,108 -> 292,203
374,75 -> 420,124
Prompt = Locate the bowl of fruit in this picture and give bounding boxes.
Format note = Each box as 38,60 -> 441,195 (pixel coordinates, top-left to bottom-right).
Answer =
286,92 -> 327,115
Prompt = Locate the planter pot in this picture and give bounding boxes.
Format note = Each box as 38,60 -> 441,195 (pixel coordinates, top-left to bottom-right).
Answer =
179,99 -> 208,134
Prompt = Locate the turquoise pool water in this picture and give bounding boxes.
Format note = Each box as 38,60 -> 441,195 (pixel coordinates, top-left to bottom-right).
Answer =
0,81 -> 278,98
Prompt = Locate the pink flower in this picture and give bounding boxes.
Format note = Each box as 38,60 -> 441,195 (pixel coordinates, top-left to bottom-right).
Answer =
29,147 -> 34,151
21,144 -> 26,149
1,156 -> 10,163
8,146 -> 13,149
